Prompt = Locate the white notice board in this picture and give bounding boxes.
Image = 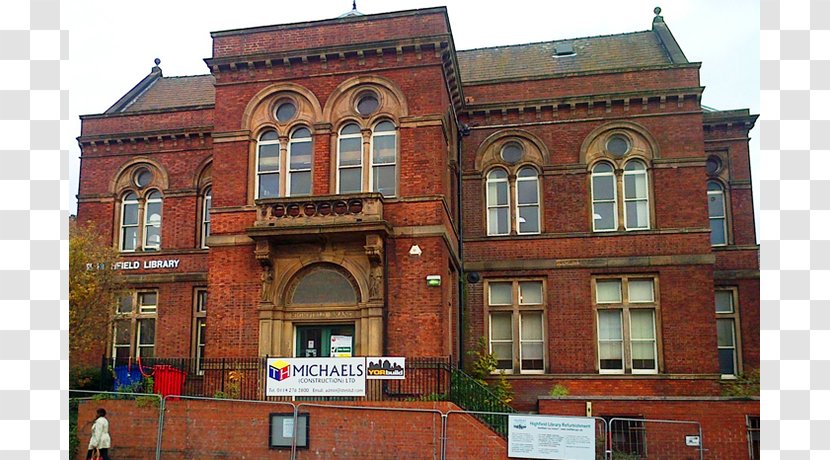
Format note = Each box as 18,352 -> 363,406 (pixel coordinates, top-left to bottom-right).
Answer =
508,414 -> 595,460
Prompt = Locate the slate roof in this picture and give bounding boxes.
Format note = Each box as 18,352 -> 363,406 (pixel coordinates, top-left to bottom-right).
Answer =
457,30 -> 673,83
116,75 -> 215,113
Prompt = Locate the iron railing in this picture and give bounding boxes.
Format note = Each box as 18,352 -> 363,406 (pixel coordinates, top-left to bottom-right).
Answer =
447,369 -> 515,437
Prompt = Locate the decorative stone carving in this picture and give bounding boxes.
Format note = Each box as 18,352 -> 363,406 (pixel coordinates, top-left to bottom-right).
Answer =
260,266 -> 274,302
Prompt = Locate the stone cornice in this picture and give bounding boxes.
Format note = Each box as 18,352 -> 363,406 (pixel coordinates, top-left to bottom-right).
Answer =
464,253 -> 715,271
78,126 -> 213,147
461,62 -> 702,87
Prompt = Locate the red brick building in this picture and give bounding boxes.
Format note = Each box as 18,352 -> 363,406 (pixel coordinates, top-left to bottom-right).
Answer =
75,6 -> 758,457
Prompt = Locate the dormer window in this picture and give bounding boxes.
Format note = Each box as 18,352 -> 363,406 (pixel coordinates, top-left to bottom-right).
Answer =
553,42 -> 576,57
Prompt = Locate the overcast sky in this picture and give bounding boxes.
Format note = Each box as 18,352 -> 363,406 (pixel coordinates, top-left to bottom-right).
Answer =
68,0 -> 760,219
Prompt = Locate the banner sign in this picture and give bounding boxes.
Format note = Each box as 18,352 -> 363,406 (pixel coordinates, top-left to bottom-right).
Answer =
330,335 -> 353,357
366,357 -> 406,380
508,414 -> 595,460
266,357 -> 366,397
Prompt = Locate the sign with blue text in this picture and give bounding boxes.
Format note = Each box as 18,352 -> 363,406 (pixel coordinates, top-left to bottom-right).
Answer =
508,414 -> 595,460
266,357 -> 366,397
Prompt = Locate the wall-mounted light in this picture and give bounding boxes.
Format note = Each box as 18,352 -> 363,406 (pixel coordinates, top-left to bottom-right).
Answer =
409,244 -> 422,256
426,275 -> 441,287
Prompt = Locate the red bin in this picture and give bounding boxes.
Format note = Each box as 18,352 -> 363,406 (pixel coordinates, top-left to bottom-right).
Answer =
153,365 -> 186,398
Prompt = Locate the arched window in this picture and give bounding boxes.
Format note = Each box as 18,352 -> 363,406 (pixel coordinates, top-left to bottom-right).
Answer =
143,191 -> 162,250
708,181 -> 727,245
371,120 -> 397,197
487,168 -> 510,236
288,127 -> 312,196
591,162 -> 617,231
120,192 -> 139,252
291,266 -> 358,305
201,186 -> 211,249
256,130 -> 280,199
337,123 -> 363,194
515,167 -> 540,234
623,160 -> 650,230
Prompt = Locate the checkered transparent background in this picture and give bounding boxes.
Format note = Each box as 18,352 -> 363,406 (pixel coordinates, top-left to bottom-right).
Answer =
0,0 -> 68,458
0,0 -> 820,457
759,0 -> 830,457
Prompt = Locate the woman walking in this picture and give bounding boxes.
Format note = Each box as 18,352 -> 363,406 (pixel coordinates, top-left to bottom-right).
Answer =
86,408 -> 111,460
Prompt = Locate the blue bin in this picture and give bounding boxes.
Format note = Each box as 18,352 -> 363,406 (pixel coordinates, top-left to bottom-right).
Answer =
113,365 -> 143,391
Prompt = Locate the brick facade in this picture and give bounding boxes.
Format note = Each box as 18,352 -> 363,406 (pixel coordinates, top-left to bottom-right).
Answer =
75,6 -> 758,458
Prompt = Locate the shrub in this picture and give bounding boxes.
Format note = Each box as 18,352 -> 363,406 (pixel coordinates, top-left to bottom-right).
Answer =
548,383 -> 570,397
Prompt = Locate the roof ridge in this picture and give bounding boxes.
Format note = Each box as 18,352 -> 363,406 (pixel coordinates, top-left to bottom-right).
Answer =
457,29 -> 653,54
160,74 -> 214,80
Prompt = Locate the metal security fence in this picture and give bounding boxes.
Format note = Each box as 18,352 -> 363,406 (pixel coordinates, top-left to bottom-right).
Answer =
100,356 -> 452,402
608,417 -> 703,460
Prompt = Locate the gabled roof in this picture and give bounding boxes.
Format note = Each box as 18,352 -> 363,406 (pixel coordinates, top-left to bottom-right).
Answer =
457,30 -> 674,83
104,67 -> 215,114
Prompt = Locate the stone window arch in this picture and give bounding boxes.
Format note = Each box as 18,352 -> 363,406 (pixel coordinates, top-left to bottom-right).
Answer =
286,263 -> 361,306
583,122 -> 658,232
112,161 -> 167,252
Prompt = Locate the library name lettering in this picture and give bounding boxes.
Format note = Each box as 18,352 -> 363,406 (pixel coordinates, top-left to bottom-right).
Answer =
86,259 -> 181,271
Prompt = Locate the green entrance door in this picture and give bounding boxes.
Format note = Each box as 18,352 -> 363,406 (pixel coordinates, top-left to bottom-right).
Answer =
295,325 -> 355,357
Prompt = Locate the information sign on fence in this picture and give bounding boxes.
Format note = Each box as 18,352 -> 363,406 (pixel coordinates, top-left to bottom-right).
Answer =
266,357 -> 366,396
366,357 -> 406,379
507,414 -> 595,460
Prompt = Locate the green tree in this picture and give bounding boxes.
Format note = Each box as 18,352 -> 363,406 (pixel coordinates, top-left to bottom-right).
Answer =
69,220 -> 123,365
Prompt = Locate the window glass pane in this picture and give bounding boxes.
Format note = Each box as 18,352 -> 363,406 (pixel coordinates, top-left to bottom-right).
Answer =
710,218 -> 726,245
144,226 -> 160,247
593,202 -> 616,230
521,342 -> 544,370
289,171 -> 311,196
624,172 -> 647,199
717,319 -> 735,347
596,280 -> 622,303
488,169 -> 507,180
117,295 -> 133,314
372,134 -> 396,164
520,312 -> 543,340
339,137 -> 362,166
197,318 -> 207,346
291,127 -> 311,139
260,130 -> 278,141
519,282 -> 542,305
517,167 -> 536,178
488,181 -> 508,206
593,163 -> 613,174
139,292 -> 157,312
123,202 -> 139,225
374,121 -> 395,132
122,227 -> 137,251
114,321 -> 131,344
491,313 -> 513,341
631,342 -> 656,370
630,310 -> 655,340
489,208 -> 509,235
340,123 -> 361,135
628,280 -> 654,303
518,206 -> 540,233
291,268 -> 357,304
492,343 -> 513,370
625,200 -> 649,228
138,319 -> 155,345
197,291 -> 208,312
708,192 -> 725,217
517,179 -> 538,205
115,347 -> 131,361
138,346 -> 155,358
592,174 -> 615,200
489,283 -> 512,305
258,143 -> 280,172
599,343 -> 623,370
715,291 -> 734,313
290,143 -> 312,170
718,349 -> 736,375
624,160 -> 645,171
146,201 -> 162,224
259,173 -> 279,198
339,168 -> 362,194
598,310 -> 622,340
372,165 -> 396,197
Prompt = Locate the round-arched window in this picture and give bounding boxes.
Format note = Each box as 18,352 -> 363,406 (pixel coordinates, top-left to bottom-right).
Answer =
705,156 -> 722,176
291,267 -> 358,304
275,101 -> 297,122
134,168 -> 153,188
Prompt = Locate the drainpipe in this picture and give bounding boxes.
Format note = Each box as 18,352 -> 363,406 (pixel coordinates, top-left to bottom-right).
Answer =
456,123 -> 470,369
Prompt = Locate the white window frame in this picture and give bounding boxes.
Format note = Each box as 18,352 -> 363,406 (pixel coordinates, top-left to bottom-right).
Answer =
201,186 -> 211,249
142,191 -> 163,250
591,162 -> 618,232
193,289 -> 207,374
112,290 -> 158,360
487,280 -> 546,374
486,168 -> 510,236
622,160 -> 650,230
287,126 -> 312,197
488,312 -> 514,374
708,181 -> 728,246
716,288 -> 741,377
515,167 -> 541,235
337,123 -> 364,194
255,130 -> 280,199
518,311 -> 545,373
119,192 -> 140,252
369,120 -> 397,197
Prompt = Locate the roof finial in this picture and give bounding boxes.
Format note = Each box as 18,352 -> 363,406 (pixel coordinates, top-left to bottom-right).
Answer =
154,57 -> 161,66
352,0 -> 357,10
652,6 -> 663,24
654,6 -> 661,16
152,57 -> 162,74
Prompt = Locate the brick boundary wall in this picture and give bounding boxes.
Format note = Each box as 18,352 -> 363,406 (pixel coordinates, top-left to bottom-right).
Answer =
77,399 -> 508,459
539,396 -> 759,460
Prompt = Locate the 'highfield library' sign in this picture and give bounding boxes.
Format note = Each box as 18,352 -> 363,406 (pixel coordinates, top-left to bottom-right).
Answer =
86,259 -> 181,271
266,357 -> 366,397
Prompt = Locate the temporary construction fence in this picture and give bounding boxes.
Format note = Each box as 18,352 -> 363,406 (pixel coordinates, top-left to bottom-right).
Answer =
608,417 -> 703,460
73,391 -> 706,460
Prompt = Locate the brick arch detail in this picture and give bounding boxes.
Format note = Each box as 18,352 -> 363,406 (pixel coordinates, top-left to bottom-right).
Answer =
580,120 -> 661,166
109,157 -> 169,196
240,82 -> 323,131
322,75 -> 409,123
275,258 -> 368,308
474,128 -> 550,172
